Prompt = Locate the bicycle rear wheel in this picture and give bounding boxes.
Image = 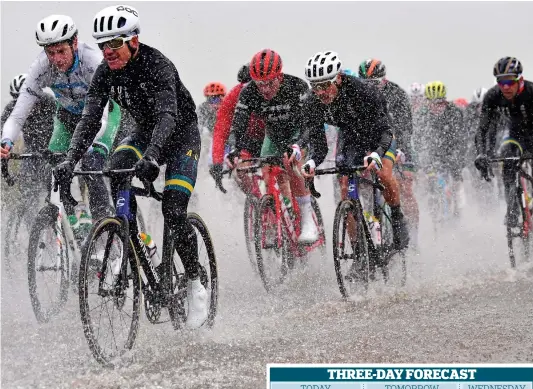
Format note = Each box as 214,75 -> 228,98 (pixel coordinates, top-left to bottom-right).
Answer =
4,206 -> 24,276
78,217 -> 141,367
166,213 -> 218,329
332,200 -> 371,298
254,194 -> 290,292
27,204 -> 70,323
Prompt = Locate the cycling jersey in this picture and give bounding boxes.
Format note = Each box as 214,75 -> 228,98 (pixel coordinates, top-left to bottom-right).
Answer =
1,94 -> 55,152
476,80 -> 533,156
231,74 -> 309,155
211,82 -> 265,165
302,73 -> 393,168
376,80 -> 414,158
68,43 -> 198,164
2,42 -> 107,143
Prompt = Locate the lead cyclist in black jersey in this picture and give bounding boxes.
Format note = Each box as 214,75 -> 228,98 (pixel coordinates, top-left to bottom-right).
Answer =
53,5 -> 208,329
475,57 -> 533,229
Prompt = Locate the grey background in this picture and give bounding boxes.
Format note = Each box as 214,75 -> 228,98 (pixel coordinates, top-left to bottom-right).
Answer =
2,1 -> 533,109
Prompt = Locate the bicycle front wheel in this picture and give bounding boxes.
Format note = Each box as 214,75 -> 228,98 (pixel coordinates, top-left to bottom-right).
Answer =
244,195 -> 259,273
507,183 -> 533,267
332,200 -> 371,298
78,217 -> 141,367
27,204 -> 70,323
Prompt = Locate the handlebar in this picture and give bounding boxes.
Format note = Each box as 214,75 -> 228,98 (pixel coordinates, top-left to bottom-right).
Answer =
305,165 -> 382,199
1,151 -> 66,187
57,167 -> 164,210
489,156 -> 533,163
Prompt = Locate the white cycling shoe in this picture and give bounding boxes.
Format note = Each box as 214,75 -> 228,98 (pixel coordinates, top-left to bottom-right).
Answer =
185,277 -> 208,329
297,202 -> 319,244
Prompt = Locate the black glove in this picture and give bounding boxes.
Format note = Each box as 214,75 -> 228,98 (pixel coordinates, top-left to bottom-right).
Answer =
53,159 -> 75,185
209,163 -> 224,183
135,156 -> 160,183
474,154 -> 491,181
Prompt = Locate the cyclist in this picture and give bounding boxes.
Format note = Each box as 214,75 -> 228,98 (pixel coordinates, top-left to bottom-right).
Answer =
198,82 -> 226,171
301,51 -> 409,250
1,14 -> 122,234
475,56 -> 533,230
1,73 -> 56,231
229,48 -> 319,243
358,58 -> 418,248
52,5 -> 207,329
210,64 -> 266,194
422,81 -> 465,216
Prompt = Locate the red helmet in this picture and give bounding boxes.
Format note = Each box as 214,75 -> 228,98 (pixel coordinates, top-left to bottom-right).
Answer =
453,98 -> 469,108
203,82 -> 226,97
249,49 -> 283,81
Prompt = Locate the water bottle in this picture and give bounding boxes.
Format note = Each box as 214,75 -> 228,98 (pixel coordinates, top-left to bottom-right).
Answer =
364,211 -> 382,245
139,232 -> 161,268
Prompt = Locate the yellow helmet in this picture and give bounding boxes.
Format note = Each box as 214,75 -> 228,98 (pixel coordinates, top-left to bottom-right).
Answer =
425,81 -> 447,100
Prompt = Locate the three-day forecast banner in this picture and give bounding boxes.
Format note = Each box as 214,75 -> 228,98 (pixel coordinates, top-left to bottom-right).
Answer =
267,364 -> 533,389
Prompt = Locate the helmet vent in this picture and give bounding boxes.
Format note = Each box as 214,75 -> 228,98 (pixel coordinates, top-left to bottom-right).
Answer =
118,17 -> 126,29
93,18 -> 98,33
51,20 -> 58,30
61,24 -> 68,37
99,16 -> 105,32
40,23 -> 45,32
327,65 -> 333,74
108,16 -> 114,31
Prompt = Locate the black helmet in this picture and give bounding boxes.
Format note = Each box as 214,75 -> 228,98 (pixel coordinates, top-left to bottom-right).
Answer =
237,64 -> 251,83
493,57 -> 523,77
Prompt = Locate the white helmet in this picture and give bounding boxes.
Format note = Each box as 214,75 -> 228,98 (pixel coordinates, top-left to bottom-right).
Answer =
35,15 -> 77,46
305,51 -> 342,82
93,5 -> 141,43
409,82 -> 424,96
472,87 -> 488,104
10,74 -> 27,98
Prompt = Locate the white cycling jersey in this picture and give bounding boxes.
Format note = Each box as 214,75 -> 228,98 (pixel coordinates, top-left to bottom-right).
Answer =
2,42 -> 108,143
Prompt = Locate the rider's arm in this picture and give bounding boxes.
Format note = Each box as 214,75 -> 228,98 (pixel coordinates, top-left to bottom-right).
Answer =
67,65 -> 110,163
299,96 -> 329,167
475,89 -> 500,155
212,83 -> 243,164
230,84 -> 255,152
395,88 -> 415,155
1,56 -> 49,143
367,86 -> 394,158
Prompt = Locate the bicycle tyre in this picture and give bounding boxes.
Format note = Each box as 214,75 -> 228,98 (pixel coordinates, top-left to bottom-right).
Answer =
243,195 -> 259,273
254,194 -> 290,292
4,206 -> 24,276
311,196 -> 327,258
167,213 -> 219,330
78,217 -> 141,367
332,200 -> 371,299
27,204 -> 70,323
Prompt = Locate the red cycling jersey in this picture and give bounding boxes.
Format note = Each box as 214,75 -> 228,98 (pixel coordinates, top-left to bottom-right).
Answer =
212,82 -> 265,164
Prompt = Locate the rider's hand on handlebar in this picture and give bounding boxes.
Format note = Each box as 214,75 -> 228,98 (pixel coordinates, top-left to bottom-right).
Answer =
224,149 -> 240,170
53,159 -> 75,184
0,139 -> 13,159
474,153 -> 492,182
364,152 -> 383,171
301,159 -> 316,179
135,156 -> 160,183
284,144 -> 302,165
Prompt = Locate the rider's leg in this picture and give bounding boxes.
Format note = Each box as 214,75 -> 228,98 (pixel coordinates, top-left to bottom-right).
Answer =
499,138 -> 523,227
376,143 -> 410,250
82,100 -> 122,221
164,126 -> 207,329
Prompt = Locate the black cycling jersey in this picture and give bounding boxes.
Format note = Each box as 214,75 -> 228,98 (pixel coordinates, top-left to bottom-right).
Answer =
302,74 -> 393,167
1,94 -> 55,152
68,43 -> 198,163
374,79 -> 413,155
476,80 -> 533,155
231,74 -> 309,152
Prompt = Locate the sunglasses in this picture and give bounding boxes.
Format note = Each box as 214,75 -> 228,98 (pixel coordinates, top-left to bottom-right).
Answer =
496,77 -> 520,87
98,36 -> 134,51
310,79 -> 336,91
207,96 -> 223,104
255,78 -> 278,87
